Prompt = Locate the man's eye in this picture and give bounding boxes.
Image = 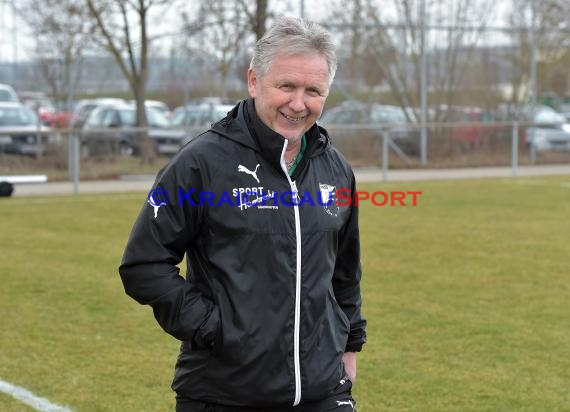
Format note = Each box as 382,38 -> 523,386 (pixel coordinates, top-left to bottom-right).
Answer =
280,84 -> 292,90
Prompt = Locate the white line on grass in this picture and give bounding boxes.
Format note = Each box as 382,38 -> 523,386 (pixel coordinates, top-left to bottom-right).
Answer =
3,192 -> 143,204
0,379 -> 73,412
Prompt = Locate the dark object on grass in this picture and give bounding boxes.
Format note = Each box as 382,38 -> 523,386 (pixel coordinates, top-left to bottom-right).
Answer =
0,181 -> 14,197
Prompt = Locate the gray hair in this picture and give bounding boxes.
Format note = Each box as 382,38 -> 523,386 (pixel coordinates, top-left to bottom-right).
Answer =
250,16 -> 337,84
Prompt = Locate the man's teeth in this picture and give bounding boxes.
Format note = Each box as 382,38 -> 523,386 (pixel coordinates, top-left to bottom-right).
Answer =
283,113 -> 304,122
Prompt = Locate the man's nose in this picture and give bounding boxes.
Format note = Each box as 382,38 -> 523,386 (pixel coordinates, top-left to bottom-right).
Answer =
289,90 -> 306,112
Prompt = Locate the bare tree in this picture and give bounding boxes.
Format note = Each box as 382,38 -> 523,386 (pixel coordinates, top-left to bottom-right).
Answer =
17,0 -> 92,117
505,0 -> 570,109
85,0 -> 176,161
528,0 -> 570,101
325,0 -> 496,121
548,67 -> 568,98
237,0 -> 269,41
181,1 -> 251,97
327,0 -> 366,87
504,2 -> 532,108
234,0 -> 272,86
179,0 -> 272,95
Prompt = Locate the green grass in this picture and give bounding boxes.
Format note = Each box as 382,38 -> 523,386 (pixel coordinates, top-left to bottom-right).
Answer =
1,176 -> 569,411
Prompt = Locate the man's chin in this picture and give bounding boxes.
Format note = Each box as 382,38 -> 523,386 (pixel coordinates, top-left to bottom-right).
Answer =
278,128 -> 306,142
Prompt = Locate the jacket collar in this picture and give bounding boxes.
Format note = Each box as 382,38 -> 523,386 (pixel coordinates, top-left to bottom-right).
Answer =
211,98 -> 330,176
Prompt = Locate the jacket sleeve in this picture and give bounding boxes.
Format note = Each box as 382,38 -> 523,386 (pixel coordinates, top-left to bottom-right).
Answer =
333,171 -> 366,352
118,156 -> 219,347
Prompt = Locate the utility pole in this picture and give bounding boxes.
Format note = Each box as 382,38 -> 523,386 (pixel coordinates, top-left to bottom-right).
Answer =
529,0 -> 537,164
0,0 -> 18,84
11,0 -> 17,86
420,0 -> 428,166
0,3 -> 4,82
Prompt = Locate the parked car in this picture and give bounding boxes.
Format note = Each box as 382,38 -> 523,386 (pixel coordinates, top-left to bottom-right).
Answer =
185,96 -> 237,105
19,92 -> 56,121
519,105 -> 570,151
560,106 -> 570,122
431,105 -> 514,151
319,101 -> 419,155
80,102 -> 185,156
18,91 -> 75,128
0,102 -> 53,156
132,100 -> 172,119
73,98 -> 128,129
0,83 -> 19,103
557,96 -> 570,122
170,102 -> 235,144
494,105 -> 570,151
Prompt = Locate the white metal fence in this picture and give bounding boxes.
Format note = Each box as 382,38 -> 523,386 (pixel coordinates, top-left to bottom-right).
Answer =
1,120 -> 569,194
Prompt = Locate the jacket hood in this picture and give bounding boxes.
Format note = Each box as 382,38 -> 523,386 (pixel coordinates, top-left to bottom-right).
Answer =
211,98 -> 331,176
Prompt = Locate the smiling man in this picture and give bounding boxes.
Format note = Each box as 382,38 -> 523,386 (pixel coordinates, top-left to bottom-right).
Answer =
247,51 -> 330,171
120,16 -> 366,411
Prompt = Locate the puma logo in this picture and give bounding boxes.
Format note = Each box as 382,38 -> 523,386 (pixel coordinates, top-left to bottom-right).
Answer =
238,164 -> 260,183
147,200 -> 163,218
147,188 -> 169,219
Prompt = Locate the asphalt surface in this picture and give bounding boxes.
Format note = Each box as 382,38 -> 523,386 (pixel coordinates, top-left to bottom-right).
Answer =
6,164 -> 570,197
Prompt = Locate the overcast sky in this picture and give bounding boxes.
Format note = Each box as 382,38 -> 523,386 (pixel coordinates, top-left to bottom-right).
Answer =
0,0 -> 317,62
0,0 -> 31,62
0,0 -> 515,64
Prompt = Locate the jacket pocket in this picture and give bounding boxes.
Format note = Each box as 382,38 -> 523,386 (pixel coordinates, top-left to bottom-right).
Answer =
329,288 -> 350,334
192,304 -> 221,351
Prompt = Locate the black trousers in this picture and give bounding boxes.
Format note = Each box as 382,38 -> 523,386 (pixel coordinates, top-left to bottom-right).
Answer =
176,379 -> 356,412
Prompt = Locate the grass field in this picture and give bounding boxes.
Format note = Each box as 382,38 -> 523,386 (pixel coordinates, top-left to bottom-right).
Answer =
1,176 -> 569,411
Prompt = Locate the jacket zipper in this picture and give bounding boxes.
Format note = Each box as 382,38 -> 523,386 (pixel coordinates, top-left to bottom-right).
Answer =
280,140 -> 302,406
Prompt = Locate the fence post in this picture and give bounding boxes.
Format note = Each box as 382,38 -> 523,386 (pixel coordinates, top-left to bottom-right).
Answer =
71,132 -> 80,194
420,0 -> 428,166
67,130 -> 74,181
529,127 -> 536,165
382,129 -> 389,182
511,121 -> 518,177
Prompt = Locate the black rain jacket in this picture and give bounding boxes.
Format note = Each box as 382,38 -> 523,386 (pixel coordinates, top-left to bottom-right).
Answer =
119,99 -> 366,407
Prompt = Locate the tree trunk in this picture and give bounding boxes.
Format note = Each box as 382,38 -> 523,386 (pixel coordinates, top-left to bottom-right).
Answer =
255,0 -> 267,40
133,76 -> 153,164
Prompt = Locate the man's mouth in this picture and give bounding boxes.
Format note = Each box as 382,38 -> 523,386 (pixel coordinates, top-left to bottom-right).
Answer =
281,112 -> 306,122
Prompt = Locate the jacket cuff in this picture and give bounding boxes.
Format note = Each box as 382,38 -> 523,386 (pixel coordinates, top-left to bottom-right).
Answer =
345,342 -> 364,353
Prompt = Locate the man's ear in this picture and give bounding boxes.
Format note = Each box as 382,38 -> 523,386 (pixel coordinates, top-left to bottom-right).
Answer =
247,68 -> 257,98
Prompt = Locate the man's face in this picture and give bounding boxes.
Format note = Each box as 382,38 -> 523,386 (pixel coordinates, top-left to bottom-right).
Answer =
247,53 -> 330,142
